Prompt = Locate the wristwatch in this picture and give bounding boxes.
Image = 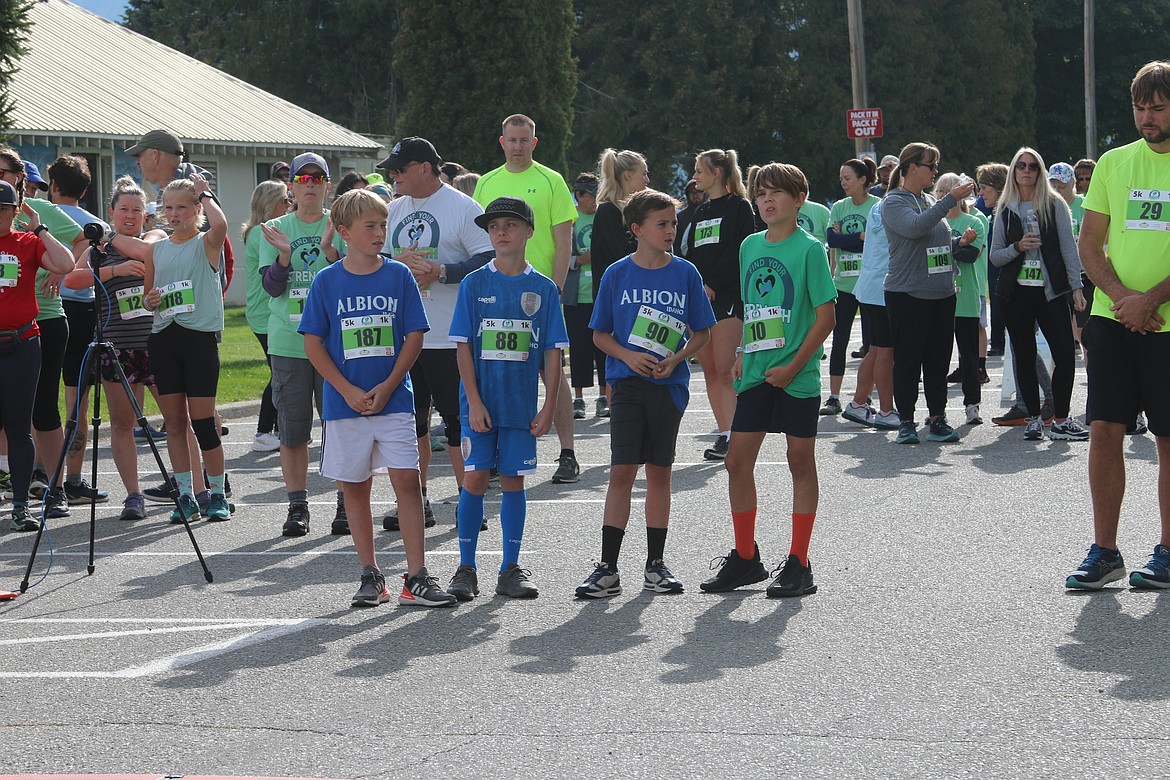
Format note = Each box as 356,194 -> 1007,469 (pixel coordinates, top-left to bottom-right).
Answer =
437,263 -> 448,284
33,224 -> 47,236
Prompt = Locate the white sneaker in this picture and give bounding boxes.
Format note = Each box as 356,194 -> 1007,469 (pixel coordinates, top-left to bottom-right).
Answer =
252,432 -> 280,452
965,404 -> 983,426
873,410 -> 901,430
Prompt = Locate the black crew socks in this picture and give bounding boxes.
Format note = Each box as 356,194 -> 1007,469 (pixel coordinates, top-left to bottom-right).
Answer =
600,525 -> 624,571
559,448 -> 575,460
647,527 -> 668,566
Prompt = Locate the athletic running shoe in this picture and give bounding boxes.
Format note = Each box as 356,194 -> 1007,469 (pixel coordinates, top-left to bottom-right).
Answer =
10,504 -> 40,531
206,493 -> 231,522
352,566 -> 390,607
44,488 -> 69,519
851,346 -> 869,359
252,432 -> 279,452
927,417 -> 959,443
430,433 -> 446,452
992,406 -> 1030,426
331,502 -> 350,535
0,468 -> 11,491
981,369 -> 990,384
144,478 -> 174,503
873,411 -> 901,430
202,470 -> 233,499
400,567 -> 457,607
895,421 -> 919,445
946,368 -> 961,384
196,490 -> 212,517
644,560 -> 684,594
134,423 -> 166,440
382,498 -> 435,531
699,545 -> 769,592
1024,417 -> 1044,441
447,564 -> 479,602
64,479 -> 109,505
282,501 -> 310,537
119,494 -> 146,522
572,398 -> 586,419
1066,544 -> 1125,590
1128,413 -> 1148,436
819,397 -> 842,416
842,401 -> 874,427
29,468 -> 49,501
1050,418 -> 1090,441
168,493 -> 201,525
575,563 -> 621,598
1129,544 -> 1170,590
595,397 -> 610,418
703,434 -> 729,461
965,404 -> 983,426
551,453 -> 580,484
496,563 -> 539,598
766,554 -> 818,598
1039,400 -> 1055,424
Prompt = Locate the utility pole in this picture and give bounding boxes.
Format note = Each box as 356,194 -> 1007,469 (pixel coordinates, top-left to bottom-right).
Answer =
1084,0 -> 1097,158
847,0 -> 872,158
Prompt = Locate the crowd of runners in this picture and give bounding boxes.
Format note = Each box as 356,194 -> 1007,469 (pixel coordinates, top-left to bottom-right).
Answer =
1,60 -> 1168,606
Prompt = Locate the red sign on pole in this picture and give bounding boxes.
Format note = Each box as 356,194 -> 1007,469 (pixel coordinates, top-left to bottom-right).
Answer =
847,108 -> 883,139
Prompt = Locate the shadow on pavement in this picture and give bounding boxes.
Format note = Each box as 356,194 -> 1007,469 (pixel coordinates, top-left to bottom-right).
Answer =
1056,590 -> 1170,700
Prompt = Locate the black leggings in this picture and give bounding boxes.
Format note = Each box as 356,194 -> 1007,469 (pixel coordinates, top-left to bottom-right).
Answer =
829,290 -> 860,377
954,316 -> 981,407
886,291 -> 956,421
564,303 -> 606,389
1002,285 -> 1076,418
253,331 -> 278,435
0,336 -> 42,502
33,316 -> 68,432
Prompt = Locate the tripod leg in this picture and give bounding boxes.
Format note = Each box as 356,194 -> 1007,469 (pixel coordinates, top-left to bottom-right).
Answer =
108,346 -> 213,584
88,355 -> 101,575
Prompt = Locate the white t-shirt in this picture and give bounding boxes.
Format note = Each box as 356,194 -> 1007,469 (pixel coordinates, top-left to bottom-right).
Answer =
383,183 -> 493,349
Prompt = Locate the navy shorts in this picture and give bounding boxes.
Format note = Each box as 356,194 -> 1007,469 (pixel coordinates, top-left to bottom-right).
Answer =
731,382 -> 820,438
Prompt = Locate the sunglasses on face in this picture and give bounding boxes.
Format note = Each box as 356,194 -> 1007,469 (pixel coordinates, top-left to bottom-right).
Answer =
1015,162 -> 1041,172
292,174 -> 328,184
388,161 -> 421,176
916,161 -> 939,172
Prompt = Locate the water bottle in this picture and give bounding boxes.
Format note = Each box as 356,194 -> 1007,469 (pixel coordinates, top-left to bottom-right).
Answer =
1024,209 -> 1039,237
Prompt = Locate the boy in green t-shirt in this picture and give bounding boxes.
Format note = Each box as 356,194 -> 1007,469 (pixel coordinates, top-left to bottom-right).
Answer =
563,173 -> 607,419
700,162 -> 837,598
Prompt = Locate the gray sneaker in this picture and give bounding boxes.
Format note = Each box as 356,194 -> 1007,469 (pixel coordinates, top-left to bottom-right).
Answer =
400,566 -> 457,607
1024,416 -> 1044,441
447,564 -> 480,602
1050,418 -> 1089,441
351,566 -> 389,607
119,493 -> 146,522
496,562 -> 539,598
10,505 -> 40,532
572,398 -> 586,419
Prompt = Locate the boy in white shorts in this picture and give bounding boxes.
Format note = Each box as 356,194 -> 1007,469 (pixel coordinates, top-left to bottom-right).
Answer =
299,189 -> 455,608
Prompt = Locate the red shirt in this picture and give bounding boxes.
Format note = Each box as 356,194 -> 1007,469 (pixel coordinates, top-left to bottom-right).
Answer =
0,230 -> 48,338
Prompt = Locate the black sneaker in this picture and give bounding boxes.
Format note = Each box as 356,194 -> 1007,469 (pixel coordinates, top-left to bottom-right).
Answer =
351,566 -> 389,607
282,501 -> 310,537
399,566 -> 457,607
64,479 -> 110,505
699,545 -> 769,592
119,493 -> 146,522
575,563 -> 621,598
447,564 -> 480,602
496,562 -> 540,598
29,468 -> 48,501
9,505 -> 40,532
992,406 -> 1030,426
1128,413 -> 1148,436
819,397 -> 842,416
703,434 -> 729,461
551,454 -> 580,484
143,478 -> 175,503
331,502 -> 350,535
946,368 -> 961,383
851,346 -> 869,359
1039,400 -> 1055,424
766,554 -> 818,597
382,498 -> 435,531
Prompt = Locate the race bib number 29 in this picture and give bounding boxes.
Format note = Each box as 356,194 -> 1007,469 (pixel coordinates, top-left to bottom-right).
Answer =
1126,190 -> 1170,231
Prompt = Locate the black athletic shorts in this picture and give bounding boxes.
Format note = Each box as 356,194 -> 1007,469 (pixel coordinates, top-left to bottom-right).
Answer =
411,348 -> 461,444
609,378 -> 684,467
1084,315 -> 1170,436
859,303 -> 893,349
731,381 -> 820,438
62,299 -> 97,388
710,291 -> 744,323
148,324 -> 220,398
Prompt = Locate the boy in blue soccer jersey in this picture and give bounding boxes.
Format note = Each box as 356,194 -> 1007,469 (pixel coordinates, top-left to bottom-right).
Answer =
448,196 -> 570,600
298,190 -> 455,608
575,189 -> 716,598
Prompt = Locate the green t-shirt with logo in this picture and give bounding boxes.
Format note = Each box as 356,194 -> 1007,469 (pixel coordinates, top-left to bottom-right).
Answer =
1082,139 -> 1170,323
473,161 -> 578,280
572,211 -> 594,303
1069,194 -> 1085,239
258,210 -> 347,359
736,228 -> 837,399
797,200 -> 831,248
948,211 -> 987,319
828,194 -> 880,294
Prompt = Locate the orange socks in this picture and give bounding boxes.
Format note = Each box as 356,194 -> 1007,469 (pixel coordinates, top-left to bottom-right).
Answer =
790,513 -> 816,566
731,510 -> 757,559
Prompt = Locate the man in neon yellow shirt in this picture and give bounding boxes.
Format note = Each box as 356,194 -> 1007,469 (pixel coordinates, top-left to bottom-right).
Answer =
473,114 -> 580,484
1067,60 -> 1170,591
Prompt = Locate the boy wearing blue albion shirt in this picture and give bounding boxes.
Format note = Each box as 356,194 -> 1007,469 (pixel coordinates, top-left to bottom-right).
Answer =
448,197 -> 569,601
575,190 -> 716,598
299,190 -> 455,608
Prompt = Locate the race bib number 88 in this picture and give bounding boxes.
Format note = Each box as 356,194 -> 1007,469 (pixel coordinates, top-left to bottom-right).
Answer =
480,318 -> 533,361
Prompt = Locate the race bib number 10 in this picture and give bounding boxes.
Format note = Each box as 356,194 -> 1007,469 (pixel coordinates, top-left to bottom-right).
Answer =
743,305 -> 785,353
480,318 -> 533,361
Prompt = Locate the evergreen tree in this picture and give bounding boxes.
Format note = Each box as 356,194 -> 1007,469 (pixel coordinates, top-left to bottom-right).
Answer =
392,0 -> 577,175
0,0 -> 34,134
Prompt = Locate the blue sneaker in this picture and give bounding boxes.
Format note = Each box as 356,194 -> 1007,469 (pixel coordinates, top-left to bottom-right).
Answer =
895,421 -> 919,445
134,423 -> 167,441
168,493 -> 201,524
926,417 -> 959,443
1066,544 -> 1126,590
206,493 -> 232,522
1129,544 -> 1170,590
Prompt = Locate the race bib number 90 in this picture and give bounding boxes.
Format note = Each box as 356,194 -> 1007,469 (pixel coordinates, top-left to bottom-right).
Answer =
158,280 -> 194,320
1126,190 -> 1170,232
480,318 -> 533,361
629,305 -> 685,358
743,305 -> 785,353
342,315 -> 395,359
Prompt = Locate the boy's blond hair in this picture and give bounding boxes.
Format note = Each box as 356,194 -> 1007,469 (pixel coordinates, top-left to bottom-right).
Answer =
331,188 -> 389,229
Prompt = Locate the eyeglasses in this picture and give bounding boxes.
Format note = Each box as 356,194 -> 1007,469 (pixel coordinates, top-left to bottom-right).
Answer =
977,181 -> 995,189
387,161 -> 421,175
0,168 -> 21,176
292,174 -> 328,184
915,161 -> 939,172
1015,162 -> 1041,172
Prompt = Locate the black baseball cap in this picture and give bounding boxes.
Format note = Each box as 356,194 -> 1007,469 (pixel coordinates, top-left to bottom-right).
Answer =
377,137 -> 442,172
474,196 -> 535,230
126,128 -> 184,158
0,181 -> 18,205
